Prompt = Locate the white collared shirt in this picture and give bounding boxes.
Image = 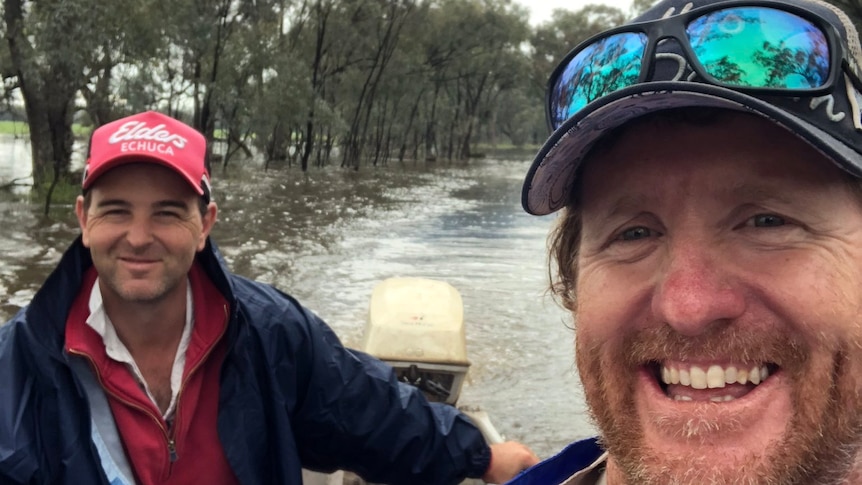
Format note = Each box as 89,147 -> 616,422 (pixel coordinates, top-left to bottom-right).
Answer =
86,277 -> 194,421
560,452 -> 608,485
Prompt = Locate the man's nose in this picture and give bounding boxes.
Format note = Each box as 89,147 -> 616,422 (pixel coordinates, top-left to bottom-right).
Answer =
651,239 -> 746,336
124,216 -> 154,247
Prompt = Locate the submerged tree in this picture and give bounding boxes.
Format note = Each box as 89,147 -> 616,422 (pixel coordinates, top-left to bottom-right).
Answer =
0,0 -> 633,196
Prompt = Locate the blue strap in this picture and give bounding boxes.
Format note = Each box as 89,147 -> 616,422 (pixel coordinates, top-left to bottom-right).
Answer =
69,357 -> 137,485
504,437 -> 604,485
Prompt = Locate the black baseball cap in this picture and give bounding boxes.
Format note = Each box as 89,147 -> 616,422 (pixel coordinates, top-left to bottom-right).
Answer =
523,0 -> 862,216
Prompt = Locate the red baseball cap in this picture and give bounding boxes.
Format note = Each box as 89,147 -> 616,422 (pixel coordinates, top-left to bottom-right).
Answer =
82,111 -> 211,200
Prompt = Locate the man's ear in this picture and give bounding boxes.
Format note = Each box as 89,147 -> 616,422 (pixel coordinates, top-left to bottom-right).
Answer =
198,202 -> 218,251
75,195 -> 91,248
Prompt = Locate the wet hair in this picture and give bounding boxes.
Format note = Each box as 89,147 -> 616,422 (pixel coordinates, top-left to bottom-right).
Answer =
547,107 -> 862,312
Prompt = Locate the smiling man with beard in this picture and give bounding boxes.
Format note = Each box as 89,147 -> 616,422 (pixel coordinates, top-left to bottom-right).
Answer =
506,0 -> 862,483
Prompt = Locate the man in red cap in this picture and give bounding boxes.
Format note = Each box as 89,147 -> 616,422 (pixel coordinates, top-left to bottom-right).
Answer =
0,111 -> 538,485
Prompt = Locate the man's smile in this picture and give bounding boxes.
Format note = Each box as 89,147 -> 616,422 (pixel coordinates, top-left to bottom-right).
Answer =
118,256 -> 160,271
656,362 -> 779,402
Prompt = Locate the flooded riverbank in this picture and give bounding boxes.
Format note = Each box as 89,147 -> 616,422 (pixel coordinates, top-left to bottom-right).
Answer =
0,139 -> 596,458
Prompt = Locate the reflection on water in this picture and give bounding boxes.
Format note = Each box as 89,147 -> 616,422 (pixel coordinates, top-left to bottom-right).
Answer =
0,144 -> 595,458
0,134 -> 34,187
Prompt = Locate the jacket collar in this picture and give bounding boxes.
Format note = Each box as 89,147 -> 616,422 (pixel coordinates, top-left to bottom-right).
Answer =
24,236 -> 237,360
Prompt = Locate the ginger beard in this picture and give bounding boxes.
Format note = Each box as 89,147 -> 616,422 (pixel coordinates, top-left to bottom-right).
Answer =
563,109 -> 862,484
575,324 -> 862,485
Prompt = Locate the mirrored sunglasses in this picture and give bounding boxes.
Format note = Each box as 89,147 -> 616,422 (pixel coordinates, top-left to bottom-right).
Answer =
548,1 -> 857,130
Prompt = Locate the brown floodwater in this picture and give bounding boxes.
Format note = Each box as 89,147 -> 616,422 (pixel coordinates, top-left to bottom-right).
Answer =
0,135 -> 596,459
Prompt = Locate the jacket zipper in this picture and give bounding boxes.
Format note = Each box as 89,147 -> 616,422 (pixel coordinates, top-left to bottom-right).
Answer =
165,304 -> 230,465
168,439 -> 178,462
70,304 -> 230,478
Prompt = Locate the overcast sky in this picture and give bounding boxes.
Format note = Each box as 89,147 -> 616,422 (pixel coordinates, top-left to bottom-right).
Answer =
520,0 -> 634,25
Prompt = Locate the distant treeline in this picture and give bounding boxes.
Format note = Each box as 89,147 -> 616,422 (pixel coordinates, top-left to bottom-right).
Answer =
0,0 -> 857,192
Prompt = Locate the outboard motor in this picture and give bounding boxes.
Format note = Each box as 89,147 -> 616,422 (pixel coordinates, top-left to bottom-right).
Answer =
302,277 -> 499,485
362,277 -> 470,406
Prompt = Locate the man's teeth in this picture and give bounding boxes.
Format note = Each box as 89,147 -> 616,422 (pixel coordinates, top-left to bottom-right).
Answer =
672,394 -> 736,402
661,364 -> 770,389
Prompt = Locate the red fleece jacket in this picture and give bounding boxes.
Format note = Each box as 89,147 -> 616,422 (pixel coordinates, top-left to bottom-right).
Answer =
66,263 -> 239,485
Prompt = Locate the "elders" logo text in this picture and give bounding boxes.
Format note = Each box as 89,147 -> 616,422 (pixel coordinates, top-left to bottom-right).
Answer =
108,121 -> 188,149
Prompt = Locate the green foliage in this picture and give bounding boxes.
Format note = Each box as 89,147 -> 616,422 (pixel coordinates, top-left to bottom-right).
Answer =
1,0 -> 630,175
0,121 -> 90,136
531,5 -> 627,94
0,121 -> 28,135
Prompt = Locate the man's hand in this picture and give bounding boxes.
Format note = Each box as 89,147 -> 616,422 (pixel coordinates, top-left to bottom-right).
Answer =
481,441 -> 540,484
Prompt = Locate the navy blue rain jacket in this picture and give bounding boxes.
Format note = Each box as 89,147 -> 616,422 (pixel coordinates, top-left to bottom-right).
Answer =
0,237 -> 491,485
504,438 -> 603,484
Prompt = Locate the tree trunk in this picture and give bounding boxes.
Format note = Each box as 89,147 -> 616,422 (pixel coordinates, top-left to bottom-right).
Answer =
300,0 -> 331,172
425,83 -> 441,161
4,0 -> 78,192
80,46 -> 115,127
342,0 -> 410,169
398,88 -> 424,162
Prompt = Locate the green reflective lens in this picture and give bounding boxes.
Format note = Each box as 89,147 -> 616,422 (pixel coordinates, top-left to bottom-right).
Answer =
548,5 -> 835,130
550,32 -> 648,128
687,7 -> 830,89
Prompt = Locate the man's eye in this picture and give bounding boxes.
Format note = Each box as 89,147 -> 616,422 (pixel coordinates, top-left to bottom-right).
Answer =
752,214 -> 785,227
620,226 -> 653,241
